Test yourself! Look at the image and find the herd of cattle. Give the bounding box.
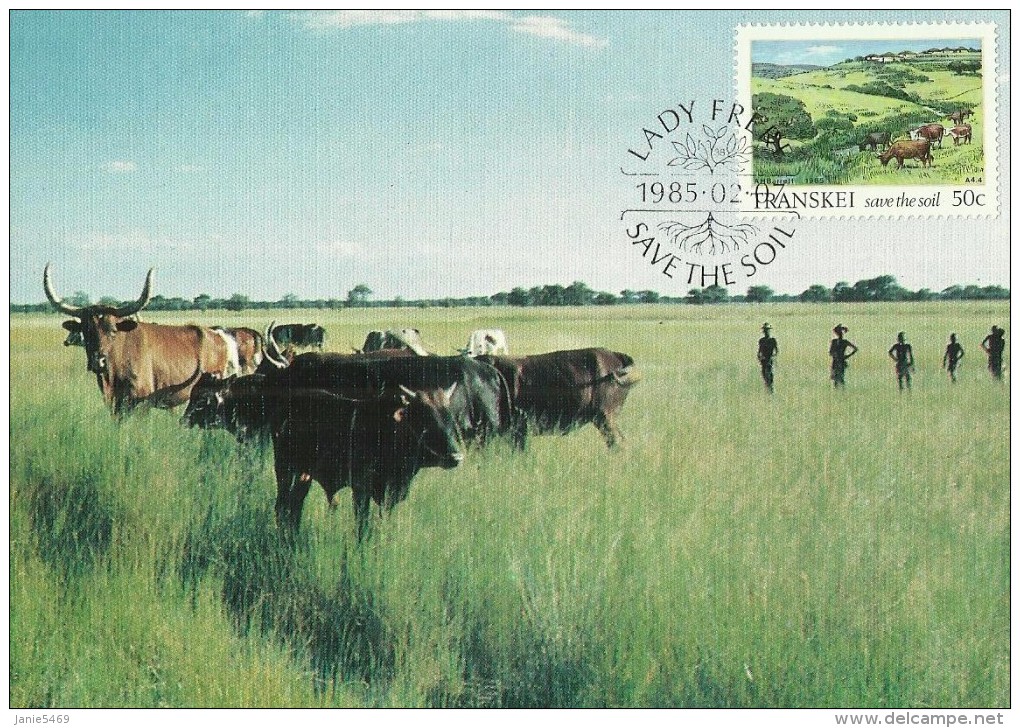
[857,108,974,169]
[43,266,641,536]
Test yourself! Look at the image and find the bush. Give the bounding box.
[843,82,914,103]
[752,92,816,140]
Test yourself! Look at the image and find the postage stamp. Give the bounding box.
[9,10,1010,715]
[736,23,998,218]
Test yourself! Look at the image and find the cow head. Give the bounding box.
[181,373,237,431]
[395,384,464,469]
[44,264,153,375]
[62,320,85,347]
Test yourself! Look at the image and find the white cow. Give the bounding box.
[209,327,242,377]
[464,329,509,357]
[360,328,430,356]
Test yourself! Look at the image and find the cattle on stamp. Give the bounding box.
[478,348,640,450]
[947,124,972,146]
[463,329,509,357]
[857,131,890,152]
[182,373,463,536]
[45,264,233,415]
[909,123,945,148]
[879,139,933,169]
[947,109,972,126]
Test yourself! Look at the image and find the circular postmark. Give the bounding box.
[620,98,798,291]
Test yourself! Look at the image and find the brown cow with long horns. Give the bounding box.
[44,264,233,415]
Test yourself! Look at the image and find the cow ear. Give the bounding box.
[392,405,406,423]
[62,320,80,332]
[115,319,138,332]
[443,383,457,401]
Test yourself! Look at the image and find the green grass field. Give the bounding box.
[10,303,1010,707]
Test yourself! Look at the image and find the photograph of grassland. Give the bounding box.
[10,303,1008,708]
[751,42,985,185]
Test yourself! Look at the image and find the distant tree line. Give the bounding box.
[947,60,981,76]
[9,275,1008,314]
[691,276,1008,305]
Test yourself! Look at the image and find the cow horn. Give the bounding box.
[263,321,289,368]
[43,263,84,316]
[111,268,154,317]
[392,329,429,356]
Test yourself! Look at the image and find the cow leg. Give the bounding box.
[352,486,373,541]
[510,410,528,449]
[112,393,139,419]
[593,413,623,450]
[384,473,415,511]
[289,474,312,528]
[274,463,311,532]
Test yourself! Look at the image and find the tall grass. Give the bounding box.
[9,303,1009,707]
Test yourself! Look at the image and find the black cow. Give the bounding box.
[182,374,464,535]
[269,322,326,350]
[858,131,891,151]
[479,348,640,449]
[264,352,512,446]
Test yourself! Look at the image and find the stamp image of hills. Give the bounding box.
[750,43,984,186]
[752,62,824,79]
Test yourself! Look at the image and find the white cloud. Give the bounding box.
[315,239,369,259]
[291,10,605,48]
[804,45,843,56]
[67,229,203,253]
[101,160,137,173]
[301,10,419,30]
[509,15,606,48]
[421,10,509,23]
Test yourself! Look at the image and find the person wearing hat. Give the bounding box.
[757,322,778,393]
[981,326,1006,380]
[829,324,858,388]
[942,333,965,383]
[888,331,914,391]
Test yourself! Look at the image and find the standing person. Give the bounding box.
[829,324,858,388]
[981,326,1006,380]
[757,323,778,393]
[888,331,914,391]
[943,333,964,383]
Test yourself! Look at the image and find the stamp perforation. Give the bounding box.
[734,21,1000,220]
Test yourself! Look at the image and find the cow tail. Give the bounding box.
[611,353,642,387]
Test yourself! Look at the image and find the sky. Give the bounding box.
[9,10,1011,303]
[753,38,982,68]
